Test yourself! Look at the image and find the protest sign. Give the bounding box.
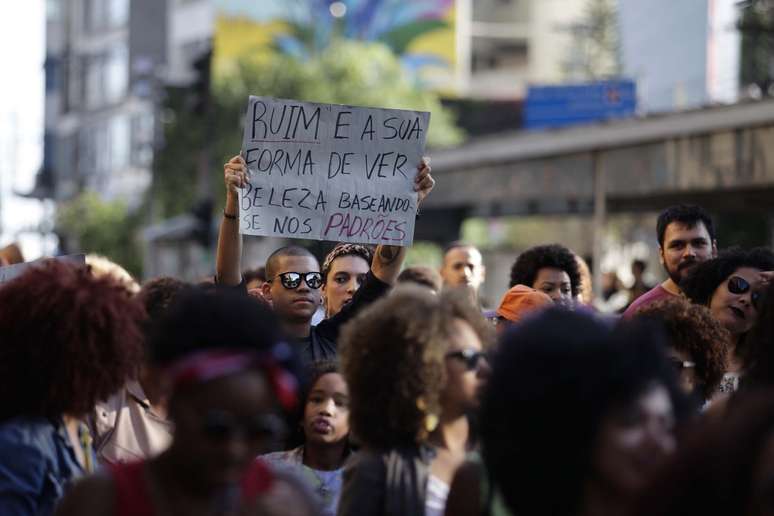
[239,96,430,246]
[0,254,86,284]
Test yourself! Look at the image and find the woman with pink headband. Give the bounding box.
[57,289,317,516]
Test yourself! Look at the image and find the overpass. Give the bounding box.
[416,98,774,291]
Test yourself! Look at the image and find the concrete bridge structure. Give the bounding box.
[417,99,774,291]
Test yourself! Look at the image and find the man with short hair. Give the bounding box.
[623,204,717,318]
[440,242,486,301]
[216,154,434,363]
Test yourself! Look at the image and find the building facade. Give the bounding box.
[37,0,213,207]
[618,0,740,113]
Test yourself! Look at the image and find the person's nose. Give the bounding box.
[683,244,697,259]
[346,277,359,294]
[644,419,676,456]
[320,398,335,416]
[477,356,492,379]
[223,434,251,462]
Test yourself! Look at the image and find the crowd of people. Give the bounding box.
[1,153,774,516]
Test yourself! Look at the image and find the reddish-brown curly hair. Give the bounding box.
[635,297,730,399]
[339,285,492,450]
[0,260,145,421]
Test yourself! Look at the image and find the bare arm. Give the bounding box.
[371,158,434,285]
[215,155,247,286]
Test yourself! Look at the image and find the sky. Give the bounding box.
[0,0,50,260]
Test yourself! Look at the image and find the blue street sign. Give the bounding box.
[524,80,637,130]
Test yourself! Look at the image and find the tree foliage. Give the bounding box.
[56,192,143,277]
[739,0,774,95]
[562,0,622,81]
[150,40,464,222]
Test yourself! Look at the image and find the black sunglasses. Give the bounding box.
[446,349,488,371]
[201,410,286,443]
[670,358,696,371]
[272,271,323,290]
[727,276,761,308]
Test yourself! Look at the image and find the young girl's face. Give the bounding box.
[303,372,350,446]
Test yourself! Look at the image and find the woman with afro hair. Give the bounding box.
[681,247,774,395]
[0,260,145,515]
[635,297,730,406]
[509,244,582,308]
[337,285,491,516]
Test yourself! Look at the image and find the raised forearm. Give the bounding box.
[371,244,405,285]
[215,192,243,285]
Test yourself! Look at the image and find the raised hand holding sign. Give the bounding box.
[239,96,431,247]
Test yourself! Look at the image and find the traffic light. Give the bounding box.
[191,198,214,248]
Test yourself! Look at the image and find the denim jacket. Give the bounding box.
[0,416,86,516]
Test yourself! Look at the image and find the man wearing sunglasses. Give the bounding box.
[216,154,435,364]
[624,204,718,318]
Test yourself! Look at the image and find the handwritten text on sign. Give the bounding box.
[239,96,430,246]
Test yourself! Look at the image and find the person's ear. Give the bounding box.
[261,281,273,302]
[711,240,718,258]
[658,246,665,266]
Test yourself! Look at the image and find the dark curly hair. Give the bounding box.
[0,260,145,422]
[137,277,188,322]
[509,244,581,297]
[681,247,774,307]
[150,287,282,366]
[656,204,715,248]
[634,392,774,516]
[321,243,373,285]
[481,309,687,516]
[635,298,730,400]
[339,286,492,450]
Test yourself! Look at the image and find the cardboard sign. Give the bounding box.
[239,96,430,246]
[0,254,86,284]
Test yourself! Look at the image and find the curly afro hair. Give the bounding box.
[149,287,282,366]
[510,244,582,297]
[321,243,373,285]
[481,309,687,516]
[0,260,145,422]
[681,247,774,307]
[635,298,730,400]
[339,285,492,450]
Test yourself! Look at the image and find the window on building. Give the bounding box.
[47,0,61,21]
[84,0,129,32]
[82,44,128,110]
[472,38,528,73]
[78,114,132,185]
[131,112,154,168]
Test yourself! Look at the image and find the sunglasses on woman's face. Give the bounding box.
[445,349,488,371]
[273,271,323,290]
[201,410,286,443]
[670,358,696,371]
[727,276,761,309]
